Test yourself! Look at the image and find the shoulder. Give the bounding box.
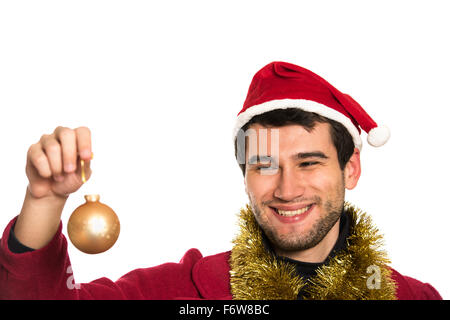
[192,251,232,299]
[112,248,205,299]
[390,267,442,300]
[118,249,232,299]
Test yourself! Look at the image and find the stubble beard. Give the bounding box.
[250,180,345,253]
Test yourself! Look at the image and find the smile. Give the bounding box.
[269,204,315,224]
[275,205,312,217]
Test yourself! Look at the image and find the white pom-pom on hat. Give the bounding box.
[367,125,390,147]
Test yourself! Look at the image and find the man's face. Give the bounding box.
[244,122,357,254]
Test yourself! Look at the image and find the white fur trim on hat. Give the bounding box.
[233,98,363,150]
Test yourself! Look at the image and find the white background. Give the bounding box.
[1,0,449,299]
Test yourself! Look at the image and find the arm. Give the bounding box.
[1,217,202,299]
[0,126,202,300]
[14,127,92,250]
[0,126,92,299]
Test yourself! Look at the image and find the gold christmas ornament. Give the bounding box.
[67,154,120,254]
[68,194,120,254]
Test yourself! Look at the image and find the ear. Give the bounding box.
[344,148,361,190]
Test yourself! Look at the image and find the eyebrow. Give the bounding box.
[294,151,329,160]
[247,151,328,165]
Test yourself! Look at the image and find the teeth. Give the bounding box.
[276,205,312,217]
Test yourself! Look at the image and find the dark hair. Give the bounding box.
[234,108,355,175]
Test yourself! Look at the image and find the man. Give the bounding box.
[0,62,442,299]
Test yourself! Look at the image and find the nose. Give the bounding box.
[273,168,305,202]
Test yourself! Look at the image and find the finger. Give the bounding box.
[40,134,63,180]
[54,126,77,173]
[27,143,52,178]
[75,126,92,160]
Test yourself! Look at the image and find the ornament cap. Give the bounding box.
[84,194,100,202]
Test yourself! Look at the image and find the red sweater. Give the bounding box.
[0,217,442,300]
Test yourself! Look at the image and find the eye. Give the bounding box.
[255,164,278,174]
[256,165,275,171]
[299,161,319,167]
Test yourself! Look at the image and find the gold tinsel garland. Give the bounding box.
[229,202,397,300]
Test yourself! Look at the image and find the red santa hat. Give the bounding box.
[233,61,390,150]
